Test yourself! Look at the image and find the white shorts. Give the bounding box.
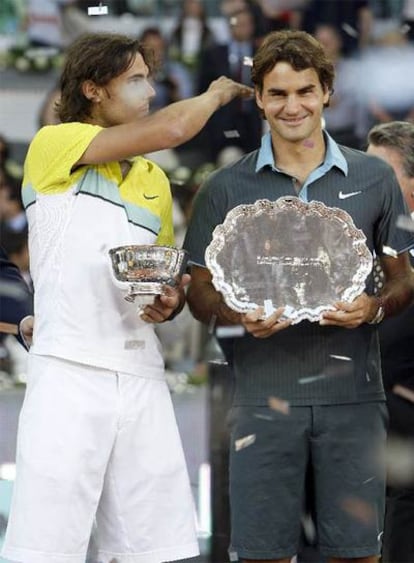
[2,354,199,563]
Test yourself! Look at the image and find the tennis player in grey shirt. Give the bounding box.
[184,30,414,563]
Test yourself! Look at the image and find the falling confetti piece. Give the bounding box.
[263,299,274,317]
[362,476,376,484]
[400,23,411,34]
[223,130,241,138]
[208,313,217,335]
[299,374,327,384]
[396,214,414,232]
[235,434,256,451]
[216,325,245,338]
[392,384,414,403]
[329,354,352,361]
[386,436,414,485]
[341,23,359,38]
[88,4,108,15]
[382,245,398,258]
[341,496,375,525]
[268,396,290,415]
[243,56,253,67]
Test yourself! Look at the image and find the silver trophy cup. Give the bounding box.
[109,244,188,305]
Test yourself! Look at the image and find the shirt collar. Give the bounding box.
[255,130,348,176]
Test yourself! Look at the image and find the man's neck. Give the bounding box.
[272,133,326,182]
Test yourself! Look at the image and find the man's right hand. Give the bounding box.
[242,307,292,338]
[207,76,254,107]
[19,315,34,349]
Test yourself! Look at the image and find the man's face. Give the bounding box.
[255,62,330,144]
[93,53,155,127]
[367,143,414,212]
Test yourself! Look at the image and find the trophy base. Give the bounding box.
[124,282,168,304]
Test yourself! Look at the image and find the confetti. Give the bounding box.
[341,23,359,38]
[392,384,414,403]
[216,325,245,338]
[341,496,375,525]
[243,56,253,67]
[329,354,352,361]
[263,299,274,317]
[396,214,414,232]
[235,434,256,451]
[386,436,414,485]
[299,374,326,384]
[400,23,411,35]
[223,130,241,138]
[268,396,290,415]
[88,4,108,15]
[254,413,274,421]
[362,476,376,484]
[207,313,217,335]
[208,358,228,365]
[382,245,398,258]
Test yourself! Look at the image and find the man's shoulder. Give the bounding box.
[210,150,259,181]
[339,144,392,172]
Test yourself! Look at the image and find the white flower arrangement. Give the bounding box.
[4,45,64,73]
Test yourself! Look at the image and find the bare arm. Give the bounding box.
[78,77,253,165]
[321,253,414,328]
[187,266,291,338]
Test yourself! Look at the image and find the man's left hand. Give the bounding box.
[319,292,378,328]
[140,273,191,323]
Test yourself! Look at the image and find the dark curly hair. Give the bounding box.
[57,33,155,123]
[252,30,335,99]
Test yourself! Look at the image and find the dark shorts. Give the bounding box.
[228,402,388,560]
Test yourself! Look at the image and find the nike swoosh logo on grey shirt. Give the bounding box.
[338,190,362,199]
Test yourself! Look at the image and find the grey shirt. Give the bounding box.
[184,135,414,406]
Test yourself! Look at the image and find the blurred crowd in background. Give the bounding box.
[1,0,414,382]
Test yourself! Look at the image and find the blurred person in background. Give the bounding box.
[0,246,33,350]
[300,0,373,55]
[367,120,414,563]
[139,26,194,111]
[25,0,87,48]
[0,31,252,563]
[197,6,263,160]
[168,0,216,78]
[0,225,31,288]
[0,134,23,181]
[0,169,27,233]
[314,23,361,148]
[355,28,414,141]
[402,0,414,41]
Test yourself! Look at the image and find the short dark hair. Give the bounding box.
[57,33,154,123]
[252,30,335,96]
[368,121,414,179]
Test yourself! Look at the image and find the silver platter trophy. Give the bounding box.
[109,244,188,305]
[205,197,373,324]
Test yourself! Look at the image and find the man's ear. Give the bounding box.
[82,80,102,103]
[255,87,263,110]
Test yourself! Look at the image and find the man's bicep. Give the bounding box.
[379,252,413,282]
[190,265,214,285]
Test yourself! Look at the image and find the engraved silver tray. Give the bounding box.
[205,197,373,323]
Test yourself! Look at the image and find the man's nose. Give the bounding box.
[284,95,301,113]
[146,81,156,99]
